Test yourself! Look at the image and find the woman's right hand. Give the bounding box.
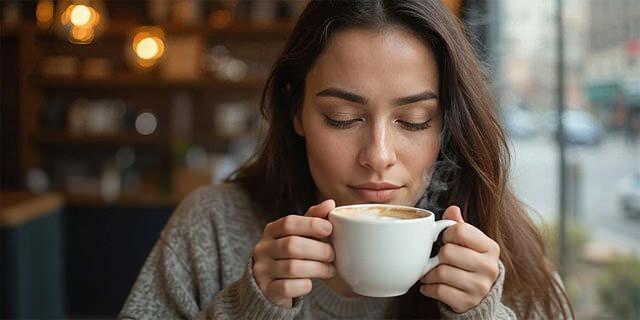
[252,199,337,308]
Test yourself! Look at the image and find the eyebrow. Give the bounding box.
[315,87,438,106]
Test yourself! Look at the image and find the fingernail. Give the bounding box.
[419,285,427,295]
[321,221,332,233]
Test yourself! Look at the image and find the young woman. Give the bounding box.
[120,1,573,319]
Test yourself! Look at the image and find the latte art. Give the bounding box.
[333,206,427,220]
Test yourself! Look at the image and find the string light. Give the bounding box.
[36,0,54,29]
[136,37,160,60]
[69,25,95,43]
[70,5,91,26]
[54,0,107,44]
[128,27,166,69]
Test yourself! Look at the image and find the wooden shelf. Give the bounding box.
[33,132,166,146]
[16,14,287,209]
[37,75,267,91]
[0,192,64,227]
[35,21,294,39]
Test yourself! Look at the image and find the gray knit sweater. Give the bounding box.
[119,183,517,319]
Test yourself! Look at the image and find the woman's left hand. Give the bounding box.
[419,205,501,314]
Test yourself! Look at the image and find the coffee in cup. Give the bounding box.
[328,204,456,297]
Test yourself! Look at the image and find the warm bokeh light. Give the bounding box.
[36,0,54,28]
[70,4,91,26]
[88,8,100,27]
[56,1,107,44]
[69,25,95,43]
[129,27,166,69]
[136,37,160,60]
[60,6,70,25]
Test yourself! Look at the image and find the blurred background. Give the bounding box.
[0,0,638,319]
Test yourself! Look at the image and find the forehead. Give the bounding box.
[306,26,439,94]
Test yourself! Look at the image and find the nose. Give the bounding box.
[358,121,398,172]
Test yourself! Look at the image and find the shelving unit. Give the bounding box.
[37,74,267,91]
[32,132,166,146]
[15,18,293,207]
[32,20,295,39]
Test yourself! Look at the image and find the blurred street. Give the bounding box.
[510,134,640,255]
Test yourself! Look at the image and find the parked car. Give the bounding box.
[542,110,604,146]
[502,108,539,139]
[617,171,640,220]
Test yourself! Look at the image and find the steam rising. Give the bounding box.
[415,157,459,216]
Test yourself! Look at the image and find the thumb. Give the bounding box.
[305,199,336,219]
[442,205,464,223]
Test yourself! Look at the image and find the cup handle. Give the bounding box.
[422,219,457,274]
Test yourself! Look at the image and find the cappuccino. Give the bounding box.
[331,206,427,220]
[328,204,456,297]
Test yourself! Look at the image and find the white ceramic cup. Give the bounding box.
[328,204,457,297]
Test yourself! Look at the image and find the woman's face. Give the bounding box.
[294,26,442,207]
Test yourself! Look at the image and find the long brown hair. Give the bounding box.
[229,0,573,318]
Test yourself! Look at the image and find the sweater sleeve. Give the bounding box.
[118,232,304,320]
[438,260,517,319]
[197,258,304,320]
[118,186,305,320]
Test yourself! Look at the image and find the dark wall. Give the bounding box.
[64,205,172,318]
[2,204,173,319]
[64,205,173,318]
[1,211,65,319]
[0,34,21,190]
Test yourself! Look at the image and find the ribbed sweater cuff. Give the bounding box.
[199,258,303,320]
[438,260,506,319]
[239,258,304,320]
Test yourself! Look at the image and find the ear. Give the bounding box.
[293,113,305,137]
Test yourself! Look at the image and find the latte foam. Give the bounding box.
[333,206,428,220]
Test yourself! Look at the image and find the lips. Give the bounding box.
[349,182,403,202]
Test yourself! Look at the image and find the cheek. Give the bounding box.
[307,139,343,175]
[399,133,441,185]
[304,122,355,186]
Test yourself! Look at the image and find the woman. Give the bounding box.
[120,1,573,319]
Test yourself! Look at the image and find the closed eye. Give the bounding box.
[397,119,432,131]
[323,115,432,131]
[323,115,362,129]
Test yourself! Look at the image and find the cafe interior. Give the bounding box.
[0,0,479,318]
